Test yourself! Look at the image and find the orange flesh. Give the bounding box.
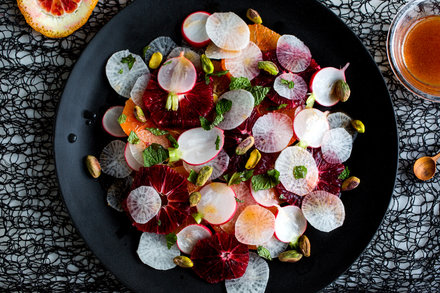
[38,0,81,16]
[248,24,281,52]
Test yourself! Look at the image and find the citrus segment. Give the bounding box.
[252,113,293,153]
[100,140,132,178]
[217,89,255,130]
[137,232,180,270]
[276,34,311,73]
[235,205,275,245]
[197,183,236,225]
[205,12,250,51]
[248,24,281,52]
[176,224,212,254]
[224,42,263,80]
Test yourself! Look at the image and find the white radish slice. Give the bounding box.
[235,205,275,245]
[137,232,180,270]
[301,190,345,232]
[183,149,229,180]
[205,42,241,59]
[130,74,150,106]
[217,89,254,130]
[293,108,329,148]
[176,224,212,254]
[275,146,319,196]
[106,176,133,212]
[259,236,288,259]
[250,186,280,208]
[124,142,143,171]
[274,205,307,243]
[167,47,202,70]
[205,12,250,51]
[102,106,127,137]
[327,112,357,139]
[100,140,132,178]
[143,36,177,64]
[182,11,211,47]
[126,186,161,224]
[225,252,269,293]
[276,34,311,73]
[273,73,308,101]
[157,53,197,94]
[196,183,237,225]
[310,63,349,107]
[321,128,353,164]
[224,42,263,80]
[178,127,224,165]
[128,140,146,166]
[252,113,293,153]
[106,50,149,98]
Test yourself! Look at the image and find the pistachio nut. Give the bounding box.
[258,61,279,76]
[149,52,163,69]
[341,176,360,191]
[173,256,194,268]
[351,119,365,133]
[201,54,214,75]
[278,250,303,263]
[236,136,255,155]
[189,191,202,207]
[298,235,311,257]
[246,8,262,24]
[245,149,261,170]
[332,80,351,102]
[134,105,147,123]
[196,166,213,186]
[86,155,101,179]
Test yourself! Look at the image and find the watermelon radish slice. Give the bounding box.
[259,236,289,259]
[250,186,280,208]
[293,108,329,148]
[276,35,311,73]
[126,186,162,224]
[321,128,353,164]
[183,149,229,180]
[100,140,132,178]
[235,205,275,245]
[310,63,349,107]
[273,73,308,101]
[197,183,237,225]
[158,52,197,95]
[252,113,293,153]
[143,36,177,64]
[181,11,211,47]
[224,42,263,80]
[274,205,307,243]
[124,142,143,171]
[178,127,224,165]
[217,90,255,130]
[205,42,241,59]
[327,112,357,139]
[205,12,250,51]
[107,176,133,212]
[130,74,150,106]
[176,224,212,254]
[167,47,201,70]
[102,106,126,137]
[275,146,319,196]
[225,252,269,293]
[137,232,180,270]
[301,190,345,232]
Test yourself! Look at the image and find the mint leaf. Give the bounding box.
[215,135,220,150]
[187,169,198,184]
[267,104,288,111]
[235,197,244,203]
[118,114,127,124]
[146,127,169,136]
[281,78,295,89]
[251,169,280,191]
[121,54,136,70]
[157,219,161,226]
[128,131,140,144]
[163,60,172,66]
[211,113,224,127]
[227,170,254,186]
[143,143,169,167]
[338,166,350,180]
[257,246,272,261]
[293,165,307,179]
[248,86,270,106]
[118,69,123,74]
[199,116,212,130]
[205,74,211,85]
[166,233,177,249]
[279,194,286,200]
[211,70,229,77]
[216,99,232,115]
[230,77,251,90]
[166,134,179,148]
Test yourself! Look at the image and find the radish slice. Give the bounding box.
[250,186,280,208]
[252,113,293,153]
[128,140,146,166]
[106,50,149,98]
[124,142,143,171]
[126,186,162,224]
[259,236,288,259]
[205,12,250,51]
[102,106,126,137]
[182,11,211,47]
[310,63,349,107]
[130,74,150,106]
[321,128,353,164]
[327,112,357,139]
[100,140,132,178]
[275,146,319,196]
[157,53,197,94]
[205,42,241,59]
[235,205,275,245]
[137,232,180,270]
[107,176,133,212]
[224,41,263,80]
[176,224,212,254]
[274,205,307,243]
[167,47,201,70]
[183,149,229,180]
[178,127,224,165]
[217,90,254,130]
[301,190,345,232]
[273,73,308,101]
[225,252,269,293]
[293,108,329,148]
[196,183,237,225]
[143,36,177,64]
[276,35,311,73]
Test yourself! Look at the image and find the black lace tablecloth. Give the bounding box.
[1,0,439,291]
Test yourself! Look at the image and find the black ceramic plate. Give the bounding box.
[54,0,398,292]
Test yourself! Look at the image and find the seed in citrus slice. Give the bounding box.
[205,43,241,60]
[259,236,288,259]
[275,146,319,196]
[176,224,212,254]
[235,205,275,245]
[224,42,263,80]
[124,142,144,171]
[327,112,357,139]
[137,232,180,270]
[181,11,211,47]
[197,183,237,225]
[301,190,345,232]
[274,205,307,243]
[321,128,353,164]
[167,47,202,70]
[102,106,126,138]
[273,73,308,101]
[310,148,345,196]
[126,186,161,224]
[217,90,255,130]
[130,74,151,106]
[143,36,177,64]
[100,140,132,178]
[225,252,269,293]
[178,127,224,165]
[252,113,293,153]
[107,176,133,212]
[276,34,311,73]
[205,12,250,51]
[310,63,349,107]
[250,185,280,208]
[293,108,329,148]
[249,24,281,52]
[183,149,229,180]
[157,53,197,94]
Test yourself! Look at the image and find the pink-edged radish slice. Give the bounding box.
[205,12,250,51]
[176,224,212,254]
[301,190,345,232]
[205,42,241,60]
[100,140,132,178]
[252,112,293,153]
[181,11,211,47]
[235,205,275,245]
[128,140,146,166]
[137,232,180,270]
[275,146,319,196]
[183,149,229,180]
[259,236,288,259]
[276,34,311,73]
[273,73,308,101]
[327,112,357,139]
[310,63,349,107]
[157,52,197,94]
[250,185,280,208]
[167,47,201,70]
[293,108,329,148]
[102,106,127,137]
[124,142,143,171]
[274,205,307,243]
[225,252,269,293]
[217,89,254,130]
[126,186,162,224]
[321,128,353,164]
[224,41,263,80]
[178,127,224,165]
[130,74,150,106]
[143,36,177,64]
[196,182,237,225]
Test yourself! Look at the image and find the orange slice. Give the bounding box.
[248,24,281,52]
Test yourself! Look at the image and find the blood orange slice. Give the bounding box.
[224,42,263,80]
[176,224,212,254]
[205,12,250,51]
[235,205,275,245]
[310,148,345,196]
[248,24,281,52]
[252,113,293,153]
[276,34,311,73]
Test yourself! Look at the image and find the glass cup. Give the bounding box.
[387,0,440,102]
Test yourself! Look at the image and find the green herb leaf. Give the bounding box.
[211,113,224,127]
[338,166,350,180]
[128,131,140,144]
[205,74,211,85]
[143,143,169,167]
[187,169,198,184]
[230,76,252,90]
[142,45,150,59]
[296,140,308,149]
[166,134,179,148]
[279,194,286,200]
[235,196,244,203]
[227,170,254,186]
[293,165,308,179]
[118,114,127,124]
[306,93,315,108]
[281,78,295,89]
[157,219,161,226]
[211,70,229,77]
[121,54,136,70]
[168,147,182,162]
[216,99,233,115]
[289,236,300,249]
[118,69,123,74]
[166,233,177,249]
[267,103,288,111]
[199,116,213,130]
[257,246,272,261]
[248,86,270,106]
[146,127,169,136]
[251,169,280,191]
[163,60,172,66]
[215,135,220,150]
[192,212,203,224]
